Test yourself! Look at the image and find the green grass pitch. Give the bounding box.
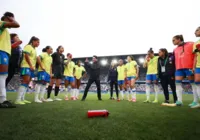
[0,93,200,140]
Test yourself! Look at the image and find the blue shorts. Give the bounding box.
[127,76,136,81]
[0,51,9,65]
[65,76,75,82]
[118,80,124,85]
[146,74,157,81]
[20,68,35,78]
[195,68,200,74]
[37,71,50,83]
[175,69,193,77]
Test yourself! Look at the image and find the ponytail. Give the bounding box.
[42,46,51,52]
[148,48,154,54]
[28,36,39,45]
[173,35,184,42]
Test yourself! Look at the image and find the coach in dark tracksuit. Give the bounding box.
[107,63,119,99]
[6,34,22,87]
[81,55,102,101]
[158,48,177,103]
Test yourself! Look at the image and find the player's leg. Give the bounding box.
[175,70,184,106]
[64,77,70,100]
[160,75,169,104]
[70,77,76,100]
[6,61,15,87]
[114,81,119,100]
[0,52,8,104]
[168,76,177,103]
[76,79,81,99]
[46,78,54,101]
[110,81,114,99]
[191,68,200,108]
[81,79,94,101]
[126,78,131,100]
[144,75,151,103]
[95,79,102,100]
[152,75,159,103]
[118,81,124,100]
[54,78,62,101]
[130,77,137,102]
[0,51,16,108]
[15,73,31,105]
[35,72,42,103]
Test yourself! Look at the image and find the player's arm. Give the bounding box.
[82,67,87,78]
[64,60,70,66]
[50,64,53,78]
[193,54,197,72]
[73,67,76,76]
[143,60,148,68]
[82,71,87,78]
[2,17,20,28]
[24,53,34,70]
[135,65,139,80]
[11,40,22,49]
[37,55,45,70]
[124,68,127,78]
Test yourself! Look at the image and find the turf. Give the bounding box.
[0,93,200,140]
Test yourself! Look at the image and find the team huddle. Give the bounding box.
[0,11,200,109]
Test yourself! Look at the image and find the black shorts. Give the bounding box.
[52,65,63,79]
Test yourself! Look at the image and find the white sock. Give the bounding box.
[190,83,198,102]
[154,84,159,101]
[21,87,28,101]
[40,85,46,100]
[132,88,136,99]
[70,88,73,97]
[76,89,80,98]
[196,84,200,100]
[126,90,129,100]
[72,89,76,97]
[0,75,7,103]
[16,86,27,101]
[75,89,79,98]
[176,83,183,102]
[65,88,68,97]
[120,90,124,99]
[146,84,150,100]
[35,84,41,101]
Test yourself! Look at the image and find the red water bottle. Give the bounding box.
[87,110,109,118]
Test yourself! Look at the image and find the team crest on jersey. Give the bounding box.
[42,75,45,79]
[4,58,7,63]
[26,69,30,72]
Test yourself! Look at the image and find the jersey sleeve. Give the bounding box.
[0,21,5,35]
[133,61,137,66]
[23,45,32,55]
[193,43,197,53]
[82,67,86,72]
[39,53,46,60]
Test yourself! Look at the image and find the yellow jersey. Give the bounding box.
[125,60,138,77]
[117,65,126,80]
[74,65,86,79]
[146,56,159,74]
[0,21,11,55]
[64,60,75,77]
[38,52,52,74]
[193,40,200,68]
[21,45,37,68]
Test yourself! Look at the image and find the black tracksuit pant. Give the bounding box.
[160,75,177,103]
[6,54,20,87]
[110,80,118,98]
[82,79,101,100]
